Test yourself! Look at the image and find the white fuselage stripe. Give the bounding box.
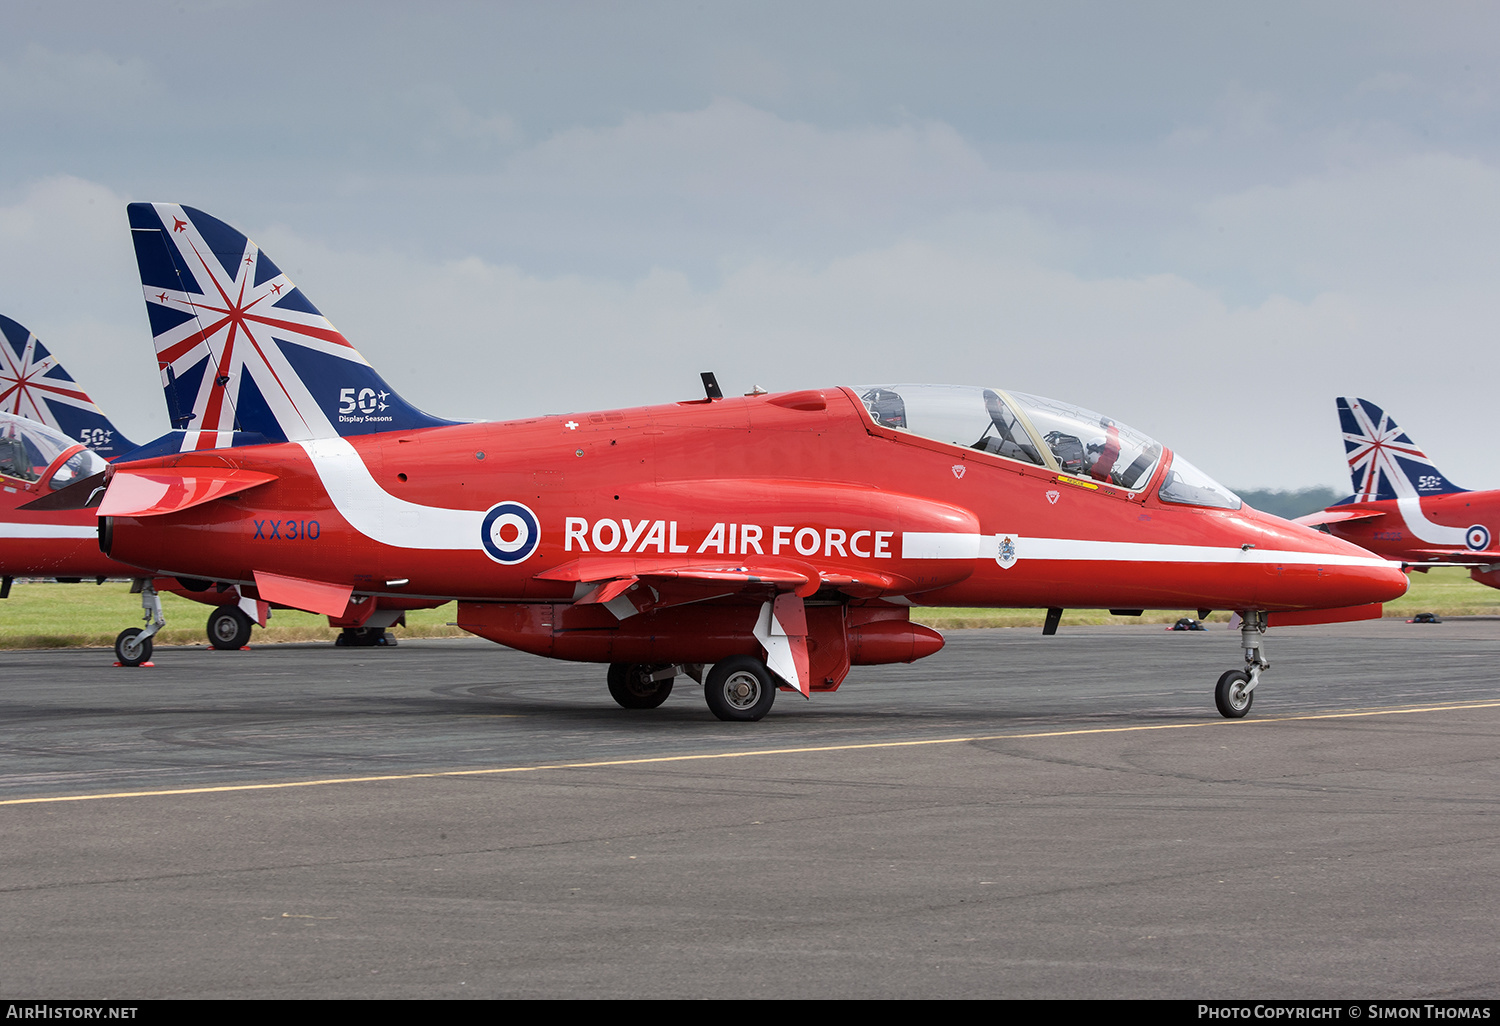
[287,450,1397,568]
[1395,497,1469,546]
[297,438,483,550]
[902,532,1392,568]
[0,523,97,539]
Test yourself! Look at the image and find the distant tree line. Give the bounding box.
[1233,487,1346,519]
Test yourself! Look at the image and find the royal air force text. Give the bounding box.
[564,519,895,558]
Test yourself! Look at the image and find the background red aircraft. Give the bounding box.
[0,314,428,652]
[57,204,1407,721]
[1298,397,1500,589]
[0,313,144,601]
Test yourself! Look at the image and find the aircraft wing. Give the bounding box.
[535,558,907,697]
[1294,508,1386,527]
[537,557,908,611]
[1398,550,1500,567]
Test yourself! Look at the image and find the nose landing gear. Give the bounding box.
[1215,611,1267,718]
[115,578,165,667]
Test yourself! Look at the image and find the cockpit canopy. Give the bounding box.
[856,384,1241,510]
[0,411,108,490]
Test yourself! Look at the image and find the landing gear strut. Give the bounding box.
[115,578,165,667]
[1215,611,1267,719]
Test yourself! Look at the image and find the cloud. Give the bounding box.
[1184,153,1500,296]
[6,128,1500,492]
[252,210,1451,491]
[452,98,998,273]
[0,43,160,122]
[0,177,163,442]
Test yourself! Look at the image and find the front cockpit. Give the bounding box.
[857,384,1241,510]
[0,411,108,492]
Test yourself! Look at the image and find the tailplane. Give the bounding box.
[1337,397,1465,502]
[0,314,137,459]
[127,203,453,448]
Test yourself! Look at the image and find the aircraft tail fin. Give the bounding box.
[0,313,138,459]
[127,203,454,449]
[1337,396,1465,502]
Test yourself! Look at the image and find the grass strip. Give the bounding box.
[0,566,1492,649]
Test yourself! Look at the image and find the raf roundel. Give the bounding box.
[481,501,542,564]
[1466,524,1490,551]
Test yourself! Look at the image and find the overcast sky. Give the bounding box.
[2,1,1497,488]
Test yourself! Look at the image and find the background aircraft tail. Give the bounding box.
[0,313,137,459]
[1337,396,1465,502]
[127,203,452,447]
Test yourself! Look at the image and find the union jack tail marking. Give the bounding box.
[127,203,452,451]
[0,314,137,459]
[1337,397,1464,502]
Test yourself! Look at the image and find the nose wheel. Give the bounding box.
[1215,670,1253,718]
[1215,611,1267,719]
[115,579,165,667]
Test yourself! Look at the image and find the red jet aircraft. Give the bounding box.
[1299,397,1500,589]
[53,204,1408,721]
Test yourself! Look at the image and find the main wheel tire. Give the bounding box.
[607,663,675,709]
[207,606,252,650]
[704,656,776,722]
[115,628,152,667]
[337,627,384,648]
[1215,669,1254,719]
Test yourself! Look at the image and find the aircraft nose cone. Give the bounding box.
[1262,520,1409,609]
[1348,558,1410,605]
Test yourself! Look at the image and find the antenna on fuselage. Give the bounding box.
[700,372,723,400]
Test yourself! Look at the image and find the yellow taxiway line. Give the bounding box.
[3,699,1497,808]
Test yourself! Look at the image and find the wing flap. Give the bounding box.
[538,557,815,592]
[539,558,908,601]
[252,571,354,618]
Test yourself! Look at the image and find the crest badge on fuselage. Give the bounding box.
[996,534,1020,569]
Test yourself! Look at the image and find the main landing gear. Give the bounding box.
[1215,611,1268,719]
[207,605,253,650]
[115,579,165,667]
[334,627,398,647]
[704,656,776,722]
[604,657,779,722]
[606,663,676,709]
